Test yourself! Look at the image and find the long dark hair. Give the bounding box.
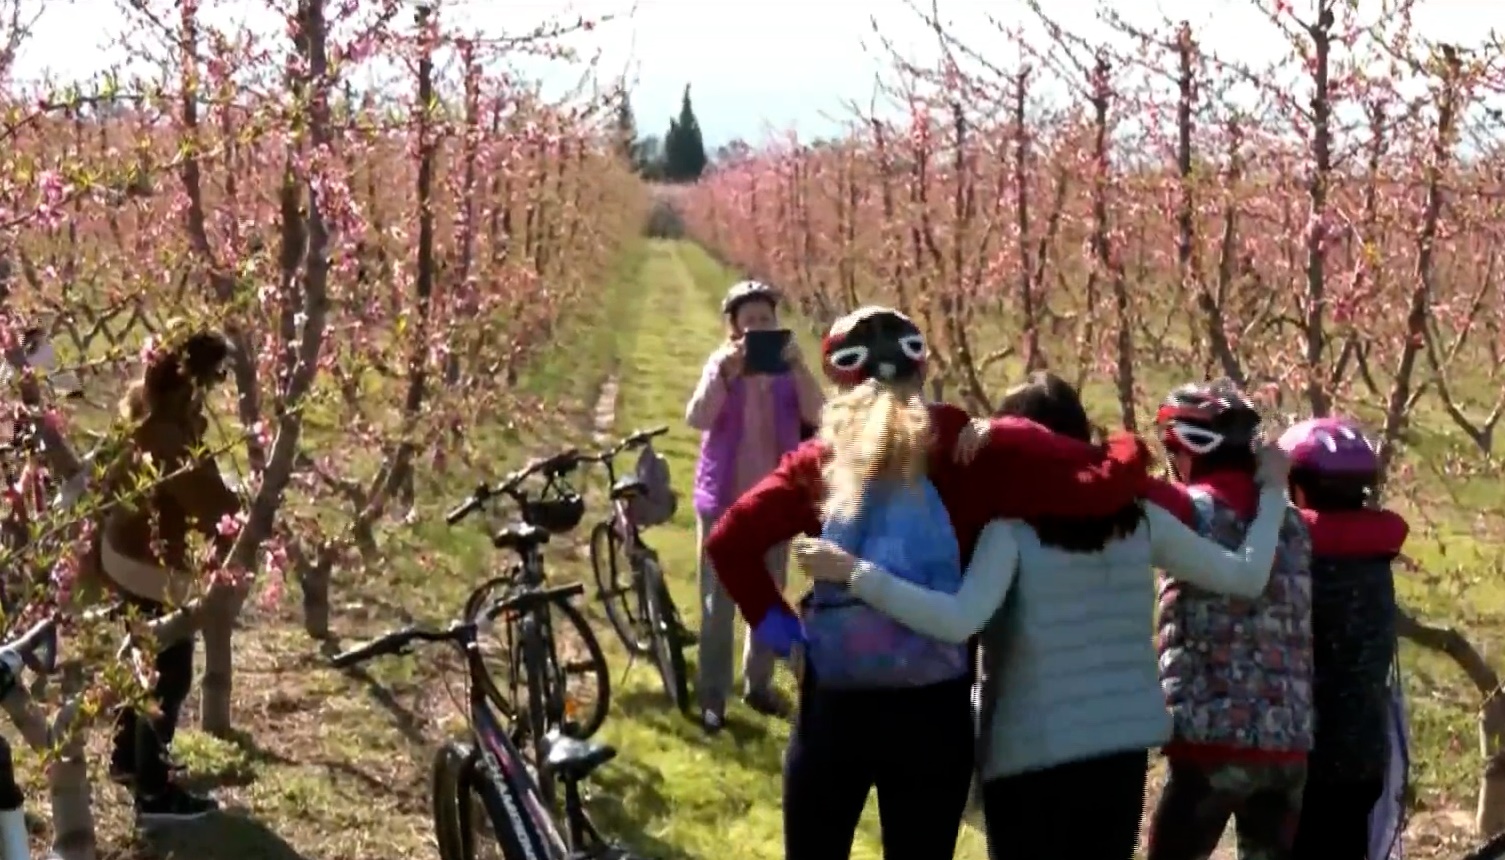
[998,371,1144,552]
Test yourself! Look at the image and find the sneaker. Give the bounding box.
[743,688,792,720]
[135,784,219,822]
[699,708,724,735]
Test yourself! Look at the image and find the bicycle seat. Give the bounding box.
[492,523,550,552]
[546,732,616,781]
[609,476,647,500]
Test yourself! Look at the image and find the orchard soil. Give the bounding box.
[6,240,1486,859]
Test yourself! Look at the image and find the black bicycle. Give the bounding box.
[331,582,643,860]
[583,427,692,714]
[447,452,611,804]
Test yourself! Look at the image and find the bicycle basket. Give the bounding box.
[628,443,677,528]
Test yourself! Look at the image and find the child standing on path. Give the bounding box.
[686,281,823,733]
[1276,418,1408,860]
[1144,380,1315,860]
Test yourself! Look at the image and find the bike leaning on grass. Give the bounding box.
[581,427,693,714]
[331,580,646,860]
[446,452,611,804]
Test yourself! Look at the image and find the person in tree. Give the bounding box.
[703,307,1151,860]
[91,329,241,822]
[794,370,1294,858]
[685,280,822,732]
[1142,380,1315,860]
[1275,418,1407,860]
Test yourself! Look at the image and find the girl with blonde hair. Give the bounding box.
[800,371,1295,858]
[705,306,1151,860]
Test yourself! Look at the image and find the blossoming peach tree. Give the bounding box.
[0,0,641,856]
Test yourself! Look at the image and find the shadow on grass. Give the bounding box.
[320,638,429,748]
[138,811,310,860]
[589,757,698,860]
[613,687,782,783]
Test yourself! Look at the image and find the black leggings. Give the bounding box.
[783,676,974,860]
[981,748,1149,859]
[1291,775,1382,860]
[110,598,196,797]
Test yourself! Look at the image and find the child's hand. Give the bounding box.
[794,536,857,585]
[717,341,745,378]
[954,418,991,464]
[1255,442,1291,488]
[782,338,804,368]
[751,607,806,659]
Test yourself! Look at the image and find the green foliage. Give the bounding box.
[662,85,708,183]
[610,84,710,182]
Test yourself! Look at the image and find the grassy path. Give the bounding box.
[591,240,991,859]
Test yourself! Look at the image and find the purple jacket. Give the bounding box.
[693,374,802,520]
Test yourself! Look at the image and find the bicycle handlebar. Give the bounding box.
[0,615,58,689]
[444,448,583,525]
[329,581,586,669]
[579,426,669,464]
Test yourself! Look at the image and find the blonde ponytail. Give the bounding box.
[819,379,932,522]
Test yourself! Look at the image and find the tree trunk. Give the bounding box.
[198,596,244,736]
[3,666,95,859]
[1397,605,1504,835]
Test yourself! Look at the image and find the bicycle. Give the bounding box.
[0,614,57,860]
[447,452,611,804]
[331,582,645,860]
[582,427,692,715]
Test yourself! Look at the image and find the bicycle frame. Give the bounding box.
[498,549,572,731]
[454,622,574,860]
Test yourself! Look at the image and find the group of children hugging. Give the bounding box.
[687,280,1409,860]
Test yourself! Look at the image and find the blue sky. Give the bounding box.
[12,0,1502,149]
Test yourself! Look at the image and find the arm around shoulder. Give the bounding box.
[1146,487,1289,598]
[847,519,1020,641]
[973,422,1151,519]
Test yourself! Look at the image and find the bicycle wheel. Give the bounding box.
[590,521,650,655]
[521,625,557,806]
[464,576,531,716]
[545,598,611,740]
[431,742,469,860]
[642,558,691,714]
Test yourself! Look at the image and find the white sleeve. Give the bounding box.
[1147,488,1288,597]
[845,519,1020,642]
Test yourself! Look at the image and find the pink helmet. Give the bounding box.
[1277,417,1379,475]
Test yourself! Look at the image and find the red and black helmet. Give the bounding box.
[1156,380,1261,456]
[821,306,927,387]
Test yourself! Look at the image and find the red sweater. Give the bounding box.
[704,403,1152,627]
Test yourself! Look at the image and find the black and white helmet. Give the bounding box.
[721,280,780,317]
[1156,379,1261,457]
